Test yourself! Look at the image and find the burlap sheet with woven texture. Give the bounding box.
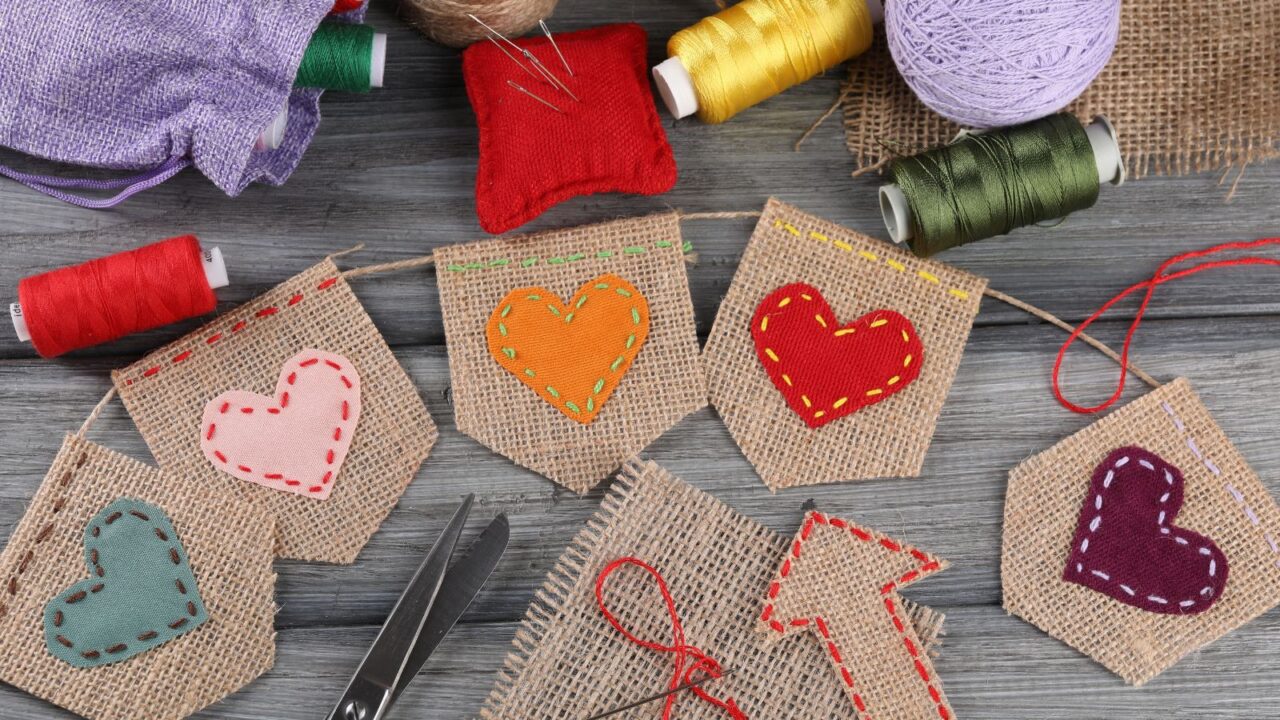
[843,0,1280,178]
[0,436,276,720]
[1003,378,1280,685]
[435,214,706,493]
[705,199,985,490]
[481,458,946,719]
[113,260,437,564]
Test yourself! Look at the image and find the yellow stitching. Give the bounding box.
[765,348,780,362]
[833,397,848,409]
[902,329,910,343]
[780,223,970,300]
[815,314,827,328]
[888,375,900,385]
[866,388,883,397]
[801,395,812,408]
[834,328,855,337]
[782,374,793,386]
[814,410,826,419]
[760,316,769,332]
[904,354,913,367]
[870,318,888,328]
[778,297,792,308]
[800,293,813,301]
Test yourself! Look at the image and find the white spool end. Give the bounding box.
[370,33,387,89]
[254,105,289,152]
[864,0,885,24]
[653,56,698,120]
[202,247,229,290]
[10,303,30,342]
[1085,115,1125,186]
[879,184,913,244]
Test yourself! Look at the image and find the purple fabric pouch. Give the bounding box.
[0,0,354,204]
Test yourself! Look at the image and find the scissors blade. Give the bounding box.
[391,512,510,703]
[327,494,474,720]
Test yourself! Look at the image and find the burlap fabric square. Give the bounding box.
[481,458,946,719]
[1003,378,1280,685]
[435,214,706,493]
[842,0,1280,178]
[113,260,437,564]
[705,199,985,490]
[0,435,276,720]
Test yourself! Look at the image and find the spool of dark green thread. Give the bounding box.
[879,114,1125,257]
[296,23,386,92]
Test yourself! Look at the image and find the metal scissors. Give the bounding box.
[326,494,509,720]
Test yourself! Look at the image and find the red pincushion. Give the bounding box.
[463,23,678,234]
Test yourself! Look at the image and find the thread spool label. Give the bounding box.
[202,247,229,290]
[10,302,30,342]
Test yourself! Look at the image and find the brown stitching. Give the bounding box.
[35,524,53,543]
[74,453,87,468]
[51,498,65,513]
[6,578,16,595]
[51,502,204,663]
[58,472,72,488]
[130,276,341,382]
[18,551,33,574]
[105,512,122,525]
[0,449,88,618]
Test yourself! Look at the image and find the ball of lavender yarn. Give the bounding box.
[885,0,1121,128]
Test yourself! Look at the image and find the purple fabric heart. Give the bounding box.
[1064,446,1229,615]
[0,0,349,200]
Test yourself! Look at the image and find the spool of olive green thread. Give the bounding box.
[296,23,387,92]
[879,114,1126,257]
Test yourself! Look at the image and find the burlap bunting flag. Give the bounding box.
[842,0,1280,178]
[113,260,437,564]
[1004,378,1280,685]
[481,458,948,719]
[705,198,985,489]
[435,214,706,493]
[0,435,276,720]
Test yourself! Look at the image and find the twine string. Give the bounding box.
[670,0,873,123]
[891,114,1100,256]
[1051,238,1280,414]
[594,557,746,720]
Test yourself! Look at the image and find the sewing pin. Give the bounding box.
[539,20,574,76]
[582,668,737,720]
[507,80,564,114]
[469,14,580,102]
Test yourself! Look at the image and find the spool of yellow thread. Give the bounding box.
[653,0,882,123]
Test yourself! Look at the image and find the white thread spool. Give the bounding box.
[652,0,884,120]
[255,106,290,152]
[10,247,229,343]
[879,115,1125,244]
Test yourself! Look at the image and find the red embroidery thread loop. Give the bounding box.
[1053,238,1280,414]
[594,557,747,720]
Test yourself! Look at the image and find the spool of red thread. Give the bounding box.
[330,0,364,13]
[11,235,229,358]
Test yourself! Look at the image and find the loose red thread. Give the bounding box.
[18,235,216,359]
[1054,238,1280,414]
[595,557,747,720]
[127,276,340,382]
[760,512,949,720]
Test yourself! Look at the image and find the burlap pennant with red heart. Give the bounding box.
[1003,378,1280,684]
[705,199,986,489]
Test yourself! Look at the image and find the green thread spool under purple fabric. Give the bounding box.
[297,22,376,92]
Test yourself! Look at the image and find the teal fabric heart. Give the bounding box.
[44,498,208,668]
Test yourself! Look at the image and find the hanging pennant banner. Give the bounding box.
[705,198,986,489]
[0,435,276,720]
[1003,378,1280,685]
[435,214,706,493]
[113,260,437,563]
[480,458,950,719]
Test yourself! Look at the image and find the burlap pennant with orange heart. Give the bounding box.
[435,214,706,493]
[705,199,986,489]
[113,260,438,564]
[0,435,276,720]
[1004,378,1280,685]
[481,458,948,719]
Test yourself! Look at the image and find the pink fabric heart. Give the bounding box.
[200,349,361,500]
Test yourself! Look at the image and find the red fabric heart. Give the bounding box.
[462,23,677,234]
[199,349,361,500]
[751,283,924,428]
[1064,446,1229,615]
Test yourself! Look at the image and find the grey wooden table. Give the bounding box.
[2,2,1279,718]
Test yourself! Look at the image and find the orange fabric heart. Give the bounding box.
[486,274,650,424]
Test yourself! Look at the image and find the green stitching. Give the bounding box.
[576,295,588,309]
[611,355,625,371]
[547,304,561,317]
[564,312,574,323]
[587,397,595,412]
[595,283,609,290]
[502,347,516,359]
[565,401,581,413]
[631,308,640,325]
[526,294,542,301]
[593,378,605,394]
[615,288,632,298]
[626,334,635,349]
[546,386,560,399]
[524,368,536,378]
[501,304,512,318]
[447,239,690,273]
[498,323,508,337]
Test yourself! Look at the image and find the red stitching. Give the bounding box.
[203,352,357,497]
[761,511,948,720]
[125,277,340,383]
